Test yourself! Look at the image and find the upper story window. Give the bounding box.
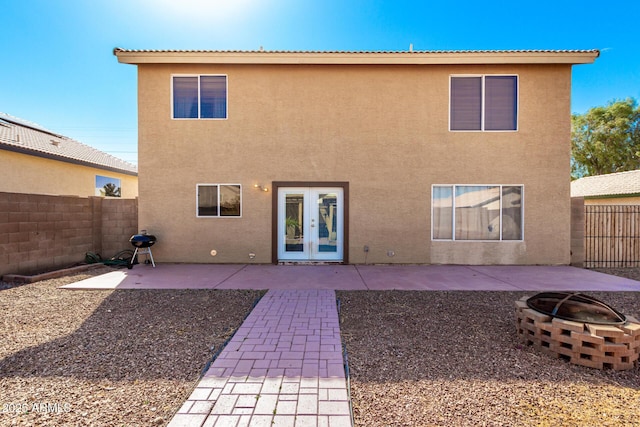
[173,75,227,119]
[450,75,518,131]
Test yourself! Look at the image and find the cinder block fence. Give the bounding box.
[0,192,138,277]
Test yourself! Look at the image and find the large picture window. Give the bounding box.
[432,185,523,241]
[197,184,241,217]
[450,75,518,131]
[173,75,227,119]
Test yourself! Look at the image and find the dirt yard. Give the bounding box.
[0,267,262,426]
[1,267,639,426]
[338,268,640,426]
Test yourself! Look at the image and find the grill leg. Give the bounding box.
[128,247,139,269]
[138,247,156,267]
[129,247,155,268]
[146,247,156,267]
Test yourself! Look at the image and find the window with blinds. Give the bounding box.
[450,75,518,131]
[173,75,227,119]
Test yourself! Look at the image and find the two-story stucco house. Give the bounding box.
[115,48,598,265]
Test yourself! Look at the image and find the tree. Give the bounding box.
[102,183,121,197]
[571,98,640,178]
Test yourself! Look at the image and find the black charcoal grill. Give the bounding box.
[128,232,156,268]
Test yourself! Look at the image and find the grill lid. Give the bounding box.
[130,234,157,248]
[526,292,626,325]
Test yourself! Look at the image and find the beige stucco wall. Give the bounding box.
[136,62,573,265]
[0,150,138,198]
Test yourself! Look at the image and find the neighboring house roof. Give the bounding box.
[0,112,137,176]
[571,170,640,198]
[114,48,599,65]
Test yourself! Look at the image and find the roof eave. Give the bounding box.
[583,193,640,199]
[0,144,138,177]
[113,49,599,66]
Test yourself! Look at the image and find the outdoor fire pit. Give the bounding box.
[516,292,640,370]
[526,292,627,325]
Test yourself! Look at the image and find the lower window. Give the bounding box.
[432,185,523,240]
[197,184,241,217]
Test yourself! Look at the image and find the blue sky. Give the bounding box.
[2,0,639,165]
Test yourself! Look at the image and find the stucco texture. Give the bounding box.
[135,63,572,265]
[0,150,138,199]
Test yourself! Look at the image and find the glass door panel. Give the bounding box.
[278,189,308,260]
[277,187,343,261]
[314,192,338,255]
[285,193,304,253]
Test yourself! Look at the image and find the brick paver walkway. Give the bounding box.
[168,289,352,427]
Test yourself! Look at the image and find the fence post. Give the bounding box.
[570,197,584,267]
[90,196,103,258]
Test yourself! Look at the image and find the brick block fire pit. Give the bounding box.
[515,296,640,370]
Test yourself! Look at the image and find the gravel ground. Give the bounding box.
[1,267,639,427]
[338,268,640,427]
[0,267,262,427]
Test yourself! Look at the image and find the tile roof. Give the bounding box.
[113,48,599,55]
[114,48,599,66]
[571,170,640,198]
[0,112,137,176]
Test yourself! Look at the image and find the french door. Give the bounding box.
[277,187,344,261]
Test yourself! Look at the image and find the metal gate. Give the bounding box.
[584,205,640,268]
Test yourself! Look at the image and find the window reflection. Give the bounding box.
[285,194,304,252]
[317,193,338,253]
[432,185,523,241]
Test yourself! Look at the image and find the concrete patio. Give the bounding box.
[62,263,640,291]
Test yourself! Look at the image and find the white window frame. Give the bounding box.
[196,183,242,218]
[431,184,524,241]
[449,74,519,132]
[171,74,228,120]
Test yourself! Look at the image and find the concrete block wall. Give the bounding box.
[0,192,138,277]
[101,198,139,258]
[570,197,585,267]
